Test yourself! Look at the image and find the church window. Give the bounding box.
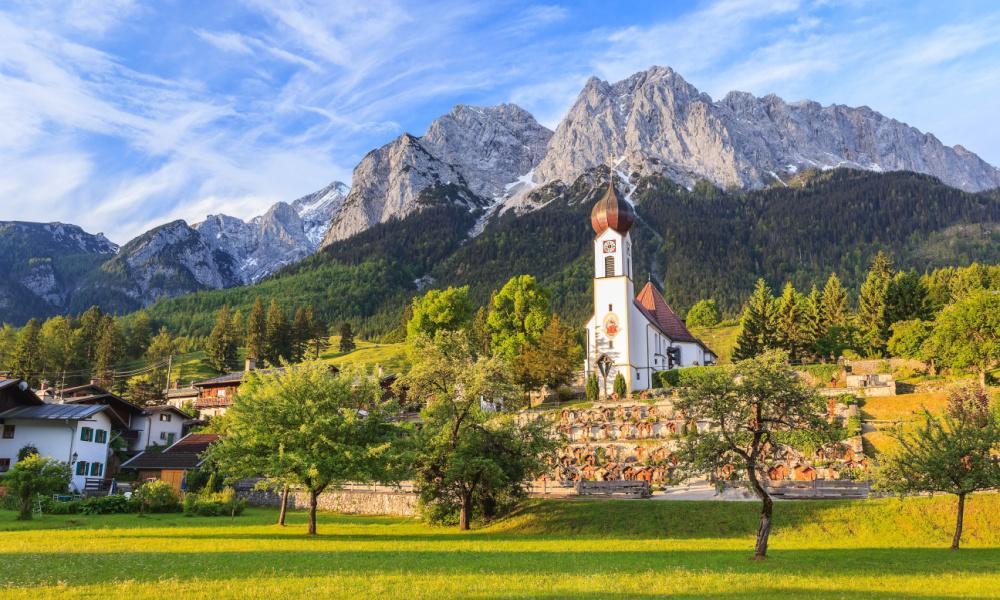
[608,304,613,311]
[608,340,613,349]
[636,372,640,380]
[604,256,614,277]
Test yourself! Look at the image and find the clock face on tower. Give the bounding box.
[602,240,616,253]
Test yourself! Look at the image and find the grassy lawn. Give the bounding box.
[689,324,739,364]
[319,336,409,374]
[3,496,1000,599]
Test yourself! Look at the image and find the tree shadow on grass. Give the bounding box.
[3,548,1000,588]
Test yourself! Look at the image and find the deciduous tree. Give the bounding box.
[686,299,721,328]
[1,455,71,520]
[405,286,474,344]
[674,351,829,559]
[926,290,1000,385]
[486,275,551,359]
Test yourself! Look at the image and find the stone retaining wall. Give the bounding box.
[240,488,418,517]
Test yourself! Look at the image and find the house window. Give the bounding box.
[216,389,226,397]
[75,461,89,476]
[80,427,94,442]
[95,430,107,444]
[604,256,615,277]
[0,458,10,472]
[636,372,641,380]
[160,431,168,440]
[159,413,171,422]
[2,425,14,439]
[90,462,103,477]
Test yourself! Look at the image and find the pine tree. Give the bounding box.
[245,297,267,362]
[10,319,41,385]
[290,307,310,363]
[733,279,777,360]
[857,252,894,356]
[229,309,244,350]
[338,322,356,353]
[127,312,152,359]
[886,270,931,325]
[820,273,849,327]
[93,316,124,384]
[206,305,238,373]
[775,282,806,362]
[76,306,105,364]
[305,306,327,360]
[802,285,826,361]
[264,300,290,365]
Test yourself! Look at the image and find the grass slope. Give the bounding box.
[2,495,999,598]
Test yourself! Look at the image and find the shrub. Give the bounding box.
[585,372,599,401]
[42,498,80,514]
[613,372,627,397]
[79,494,132,515]
[0,455,71,520]
[134,480,182,513]
[183,488,246,517]
[16,445,39,461]
[846,416,863,436]
[657,366,717,388]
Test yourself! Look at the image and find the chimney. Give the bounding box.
[245,357,256,372]
[90,378,99,386]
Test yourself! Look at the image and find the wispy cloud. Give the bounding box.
[0,0,997,244]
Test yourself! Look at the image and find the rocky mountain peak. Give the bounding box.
[321,102,552,246]
[534,65,1000,192]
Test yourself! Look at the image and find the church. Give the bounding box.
[584,173,715,394]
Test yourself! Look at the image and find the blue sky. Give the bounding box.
[1,0,999,243]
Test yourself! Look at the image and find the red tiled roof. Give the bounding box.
[169,433,220,454]
[634,282,701,345]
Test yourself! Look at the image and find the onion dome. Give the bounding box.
[590,170,635,235]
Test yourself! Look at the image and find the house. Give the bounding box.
[191,359,347,417]
[0,379,113,492]
[120,433,220,492]
[583,172,715,393]
[164,384,199,411]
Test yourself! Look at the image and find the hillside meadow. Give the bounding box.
[2,495,999,599]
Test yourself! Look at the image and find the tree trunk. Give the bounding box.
[952,493,966,550]
[307,489,318,536]
[746,467,773,560]
[979,368,987,388]
[18,495,32,521]
[277,486,289,526]
[459,490,472,531]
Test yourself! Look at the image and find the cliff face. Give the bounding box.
[533,66,1000,192]
[321,103,552,245]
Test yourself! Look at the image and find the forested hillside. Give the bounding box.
[136,169,998,339]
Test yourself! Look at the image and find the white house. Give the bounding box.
[0,401,113,492]
[139,405,187,448]
[584,173,715,394]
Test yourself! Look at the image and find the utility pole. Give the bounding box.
[165,355,173,389]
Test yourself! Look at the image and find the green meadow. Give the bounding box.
[2,495,999,599]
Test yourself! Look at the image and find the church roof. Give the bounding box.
[590,171,635,236]
[634,282,706,348]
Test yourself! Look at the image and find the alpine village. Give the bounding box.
[1,3,1000,598]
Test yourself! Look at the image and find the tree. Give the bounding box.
[820,272,850,327]
[76,306,105,364]
[126,374,163,406]
[801,286,826,361]
[878,385,1000,549]
[1,455,71,520]
[210,363,402,535]
[857,252,894,356]
[290,307,311,363]
[674,351,829,559]
[585,372,599,401]
[39,316,74,381]
[733,279,777,360]
[205,305,239,373]
[926,290,1000,386]
[305,307,327,360]
[486,275,551,359]
[93,316,125,384]
[405,286,474,344]
[402,331,555,530]
[514,316,583,391]
[263,300,290,365]
[613,372,627,397]
[886,270,931,325]
[686,299,721,328]
[887,320,934,360]
[774,283,807,362]
[338,322,356,353]
[245,297,267,361]
[9,319,41,385]
[127,312,152,358]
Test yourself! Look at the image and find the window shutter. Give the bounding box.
[604,255,615,277]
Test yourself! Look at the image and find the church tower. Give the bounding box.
[588,170,637,392]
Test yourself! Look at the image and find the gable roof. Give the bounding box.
[64,393,142,429]
[0,378,44,407]
[145,404,192,419]
[634,282,714,354]
[120,433,220,471]
[0,403,106,421]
